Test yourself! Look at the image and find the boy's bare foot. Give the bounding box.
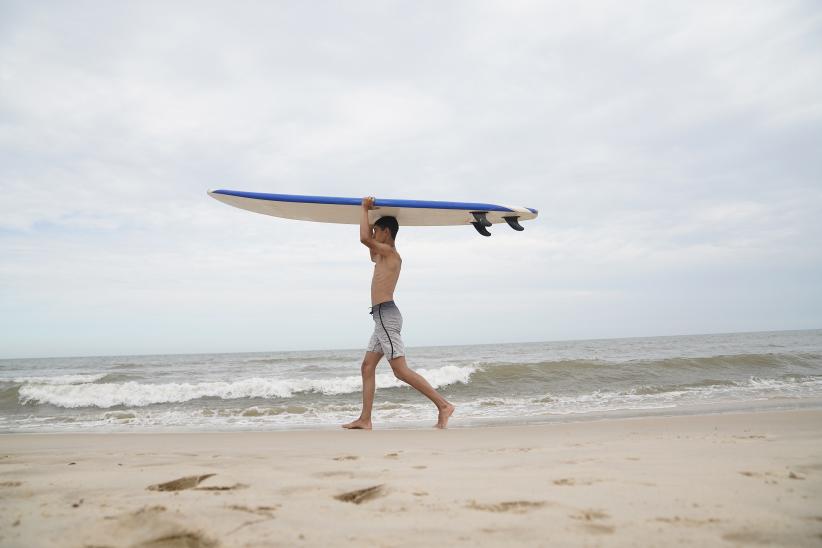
[435,403,455,429]
[342,418,372,430]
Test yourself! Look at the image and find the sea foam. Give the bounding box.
[17,365,476,408]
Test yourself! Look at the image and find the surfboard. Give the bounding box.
[207,189,538,236]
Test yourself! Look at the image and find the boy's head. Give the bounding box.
[374,216,399,242]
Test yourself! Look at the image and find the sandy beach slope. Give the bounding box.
[1,409,821,547]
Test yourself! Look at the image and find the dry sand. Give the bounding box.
[1,409,821,547]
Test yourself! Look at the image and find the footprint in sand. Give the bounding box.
[570,509,610,521]
[136,532,217,547]
[313,470,356,478]
[227,503,280,517]
[653,516,721,526]
[334,484,386,504]
[333,455,359,461]
[560,457,599,465]
[196,483,248,491]
[738,470,798,484]
[384,452,400,459]
[466,500,547,513]
[580,523,615,535]
[147,474,215,491]
[553,478,602,486]
[570,509,614,534]
[93,505,218,548]
[147,474,247,492]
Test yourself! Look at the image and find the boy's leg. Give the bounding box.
[388,355,455,429]
[342,351,382,429]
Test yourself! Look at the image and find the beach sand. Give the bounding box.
[1,409,821,547]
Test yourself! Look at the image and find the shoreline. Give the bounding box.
[4,396,822,436]
[2,408,821,546]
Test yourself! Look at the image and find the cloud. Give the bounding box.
[1,0,820,357]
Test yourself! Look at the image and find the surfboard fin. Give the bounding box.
[471,211,492,227]
[471,222,492,237]
[503,216,525,231]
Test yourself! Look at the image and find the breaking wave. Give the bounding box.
[15,365,476,409]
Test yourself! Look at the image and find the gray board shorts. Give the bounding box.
[366,300,406,359]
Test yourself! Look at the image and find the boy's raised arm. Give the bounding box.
[360,197,374,244]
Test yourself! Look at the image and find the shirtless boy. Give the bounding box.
[342,196,456,430]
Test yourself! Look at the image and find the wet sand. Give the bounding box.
[1,409,821,547]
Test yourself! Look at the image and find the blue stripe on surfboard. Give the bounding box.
[211,189,519,213]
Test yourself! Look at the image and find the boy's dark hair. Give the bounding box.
[375,216,399,240]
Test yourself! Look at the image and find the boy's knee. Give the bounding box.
[361,361,377,374]
[391,366,408,380]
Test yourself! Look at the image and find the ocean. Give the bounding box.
[2,329,821,433]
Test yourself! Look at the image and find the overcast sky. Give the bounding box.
[1,1,820,359]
